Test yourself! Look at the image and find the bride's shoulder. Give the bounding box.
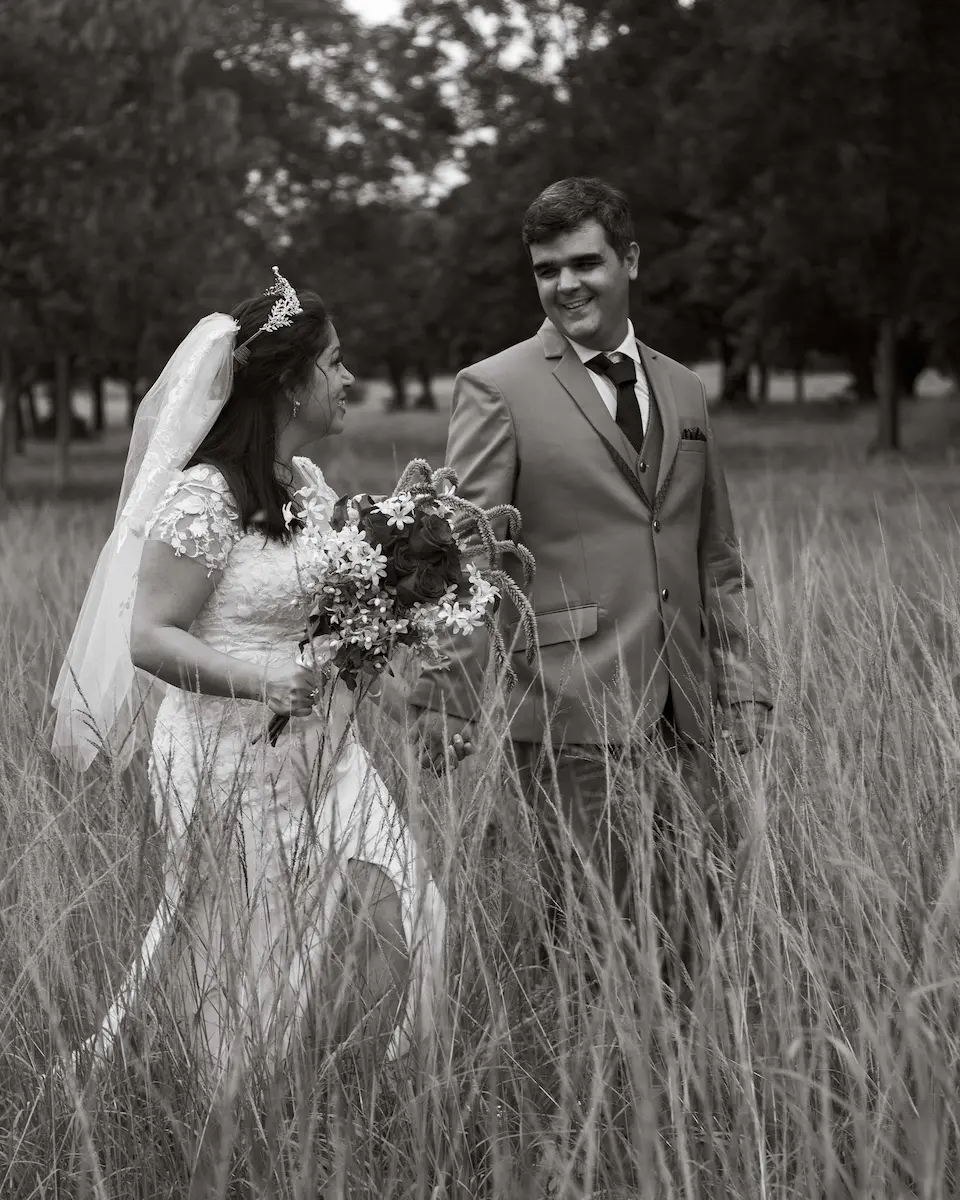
[174,461,233,491]
[160,463,239,513]
[145,463,242,572]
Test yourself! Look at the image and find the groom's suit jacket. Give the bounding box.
[409,318,771,747]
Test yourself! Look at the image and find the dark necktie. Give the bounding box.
[587,352,645,454]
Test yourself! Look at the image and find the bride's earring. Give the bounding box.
[292,397,302,418]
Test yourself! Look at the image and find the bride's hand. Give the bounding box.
[261,662,318,717]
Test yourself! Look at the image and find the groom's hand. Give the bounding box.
[720,701,771,755]
[411,707,474,773]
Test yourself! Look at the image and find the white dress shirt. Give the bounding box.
[567,319,650,433]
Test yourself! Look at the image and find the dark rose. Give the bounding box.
[422,513,455,546]
[396,565,448,606]
[440,542,462,577]
[408,513,455,557]
[414,565,449,600]
[361,511,400,555]
[392,542,420,575]
[439,561,463,592]
[382,541,419,589]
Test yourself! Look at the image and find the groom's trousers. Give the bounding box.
[509,699,730,983]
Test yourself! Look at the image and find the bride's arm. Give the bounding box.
[131,540,316,716]
[129,465,314,714]
[130,540,262,700]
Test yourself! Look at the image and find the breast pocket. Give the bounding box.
[508,603,598,655]
[676,439,705,475]
[672,440,707,499]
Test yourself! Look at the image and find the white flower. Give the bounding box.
[291,486,334,529]
[465,562,499,607]
[316,524,389,585]
[322,525,372,573]
[374,494,417,529]
[438,601,486,636]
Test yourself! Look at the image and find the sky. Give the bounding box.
[342,0,403,24]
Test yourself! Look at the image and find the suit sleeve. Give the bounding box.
[697,379,773,711]
[404,366,519,721]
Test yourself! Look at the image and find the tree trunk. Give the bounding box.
[794,362,805,404]
[0,342,15,498]
[13,382,25,452]
[718,339,750,406]
[850,340,877,402]
[413,359,436,410]
[92,372,107,434]
[386,356,407,410]
[754,359,770,404]
[876,316,900,453]
[21,385,38,435]
[54,350,72,493]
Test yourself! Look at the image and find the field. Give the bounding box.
[3,393,960,1198]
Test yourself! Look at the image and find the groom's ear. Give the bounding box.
[623,241,641,280]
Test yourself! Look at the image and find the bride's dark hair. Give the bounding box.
[188,288,331,541]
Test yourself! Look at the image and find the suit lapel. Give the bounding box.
[538,319,687,513]
[552,350,639,462]
[639,343,679,497]
[539,319,642,470]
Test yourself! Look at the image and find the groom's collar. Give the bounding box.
[567,319,641,368]
[537,317,647,361]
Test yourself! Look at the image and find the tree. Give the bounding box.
[669,0,960,436]
[1,0,451,486]
[400,0,960,440]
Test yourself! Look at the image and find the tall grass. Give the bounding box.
[3,459,960,1198]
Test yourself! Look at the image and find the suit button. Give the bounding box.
[638,460,647,473]
[653,519,661,533]
[661,587,669,601]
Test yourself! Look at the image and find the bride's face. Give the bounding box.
[297,325,355,440]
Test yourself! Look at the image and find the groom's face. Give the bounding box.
[529,219,639,350]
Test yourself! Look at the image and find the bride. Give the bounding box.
[52,270,458,1183]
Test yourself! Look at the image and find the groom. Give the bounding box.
[409,176,771,930]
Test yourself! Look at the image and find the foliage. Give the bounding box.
[390,0,960,433]
[2,0,959,465]
[0,0,458,409]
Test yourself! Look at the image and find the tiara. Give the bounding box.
[232,266,304,366]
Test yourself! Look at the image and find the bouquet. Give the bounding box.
[266,459,537,746]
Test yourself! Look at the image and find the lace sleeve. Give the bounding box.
[144,464,241,575]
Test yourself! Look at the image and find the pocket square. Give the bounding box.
[681,426,707,442]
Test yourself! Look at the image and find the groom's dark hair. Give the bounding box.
[522,177,635,260]
[188,287,332,542]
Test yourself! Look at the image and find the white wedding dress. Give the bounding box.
[95,455,444,1080]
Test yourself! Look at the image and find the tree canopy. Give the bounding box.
[2,0,959,489]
